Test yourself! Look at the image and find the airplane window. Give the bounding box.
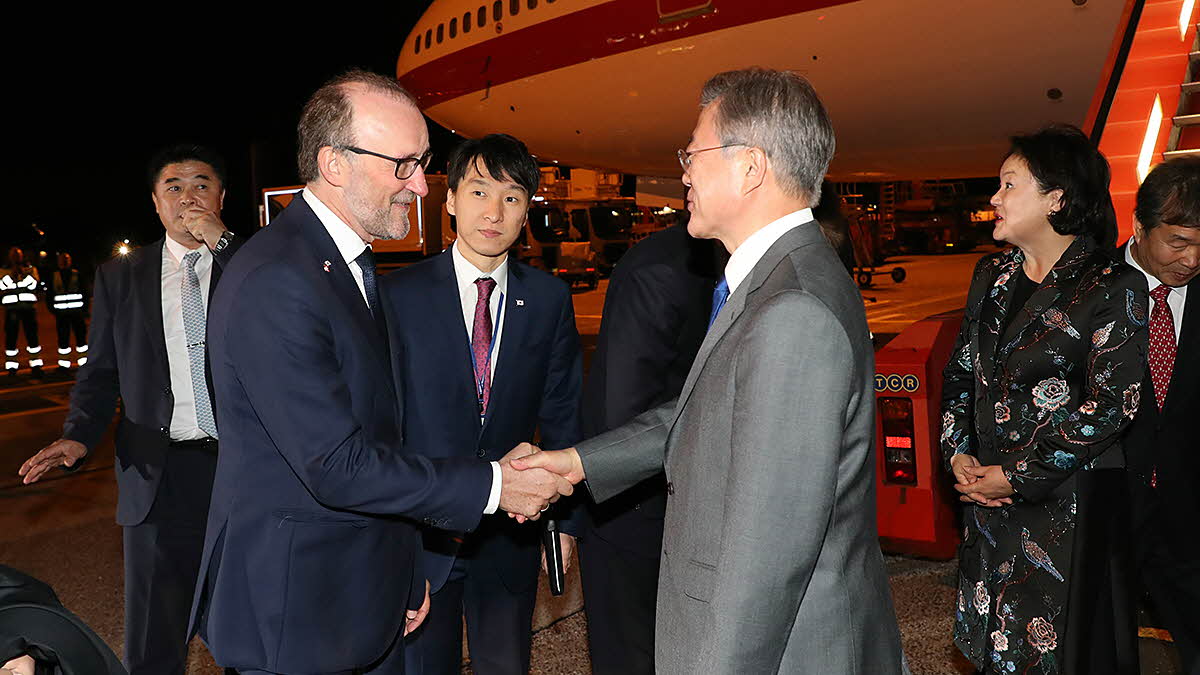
[493,1,502,22]
[510,0,519,16]
[528,0,537,9]
[437,23,444,43]
[479,6,487,25]
[449,17,457,38]
[414,38,421,54]
[425,29,432,49]
[464,11,472,32]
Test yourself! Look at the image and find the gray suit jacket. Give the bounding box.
[577,221,904,674]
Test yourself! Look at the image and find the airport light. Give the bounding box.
[116,239,131,256]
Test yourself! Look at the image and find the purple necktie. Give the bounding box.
[471,278,497,417]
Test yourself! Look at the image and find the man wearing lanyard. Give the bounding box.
[1122,156,1200,673]
[382,133,583,675]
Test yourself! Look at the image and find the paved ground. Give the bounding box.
[0,245,1185,673]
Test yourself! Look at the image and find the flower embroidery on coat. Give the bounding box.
[991,631,1009,652]
[1032,377,1069,412]
[1027,617,1058,653]
[1079,400,1097,415]
[994,402,1010,424]
[974,581,990,615]
[1123,383,1141,417]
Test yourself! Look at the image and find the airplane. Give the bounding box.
[395,0,1133,188]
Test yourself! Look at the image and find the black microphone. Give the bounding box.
[543,519,566,596]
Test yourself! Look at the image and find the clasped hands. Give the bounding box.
[497,443,586,522]
[950,454,1015,507]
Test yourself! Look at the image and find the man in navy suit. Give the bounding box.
[189,71,572,675]
[1123,156,1200,673]
[382,134,582,675]
[18,144,241,675]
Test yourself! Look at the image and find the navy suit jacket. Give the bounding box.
[382,249,583,594]
[190,198,493,674]
[62,236,239,526]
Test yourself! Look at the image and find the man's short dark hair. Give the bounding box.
[147,144,227,192]
[1007,124,1117,248]
[297,69,418,184]
[1135,156,1200,231]
[446,134,540,197]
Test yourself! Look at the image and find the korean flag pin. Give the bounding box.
[515,299,524,306]
[322,260,332,272]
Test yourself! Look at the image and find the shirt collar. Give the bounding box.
[163,234,210,267]
[302,187,371,265]
[451,240,509,297]
[724,208,813,294]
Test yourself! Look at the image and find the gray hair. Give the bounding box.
[700,68,835,204]
[297,69,418,184]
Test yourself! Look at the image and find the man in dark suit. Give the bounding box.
[1123,156,1200,673]
[576,219,720,675]
[189,71,572,675]
[382,133,582,675]
[18,144,242,675]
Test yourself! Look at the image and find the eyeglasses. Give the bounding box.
[677,144,747,171]
[337,146,433,180]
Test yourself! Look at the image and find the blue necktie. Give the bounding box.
[707,277,729,331]
[355,246,387,339]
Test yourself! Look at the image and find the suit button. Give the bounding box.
[476,448,487,458]
[159,426,168,435]
[422,517,435,526]
[666,482,674,496]
[163,387,171,396]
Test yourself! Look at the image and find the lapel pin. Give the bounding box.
[515,299,524,306]
[322,260,332,272]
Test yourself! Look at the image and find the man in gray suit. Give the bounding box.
[511,68,904,674]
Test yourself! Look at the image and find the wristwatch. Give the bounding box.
[213,230,235,253]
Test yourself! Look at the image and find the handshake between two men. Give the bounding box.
[497,443,585,521]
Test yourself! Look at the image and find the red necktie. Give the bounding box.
[1148,284,1177,411]
[471,278,497,417]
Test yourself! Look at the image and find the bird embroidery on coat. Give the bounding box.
[1041,308,1081,339]
[1021,528,1064,582]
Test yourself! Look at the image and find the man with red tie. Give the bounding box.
[381,133,583,674]
[1123,156,1200,673]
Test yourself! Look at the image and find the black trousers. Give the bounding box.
[55,312,87,353]
[578,529,662,675]
[404,556,537,675]
[1133,496,1200,675]
[4,307,39,365]
[122,444,217,675]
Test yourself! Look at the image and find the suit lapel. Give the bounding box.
[430,250,480,419]
[1162,276,1200,413]
[291,199,390,367]
[485,259,528,431]
[671,223,821,429]
[994,237,1093,369]
[975,249,1021,378]
[134,239,171,378]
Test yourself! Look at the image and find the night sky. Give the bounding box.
[10,5,444,267]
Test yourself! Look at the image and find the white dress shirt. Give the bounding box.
[451,240,509,381]
[1126,241,1188,339]
[162,236,214,441]
[723,208,814,295]
[302,189,505,514]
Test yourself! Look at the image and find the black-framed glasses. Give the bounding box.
[337,146,433,180]
[677,144,747,171]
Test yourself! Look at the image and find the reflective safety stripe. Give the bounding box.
[4,349,17,357]
[16,275,37,290]
[53,293,83,301]
[27,346,42,354]
[76,345,88,353]
[76,357,87,366]
[28,358,43,367]
[0,276,16,290]
[53,301,84,309]
[58,360,72,368]
[1,296,16,304]
[17,293,37,303]
[5,361,18,370]
[58,348,71,355]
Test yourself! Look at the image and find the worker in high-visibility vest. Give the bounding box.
[1,246,43,377]
[48,252,88,372]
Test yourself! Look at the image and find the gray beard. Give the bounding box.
[347,188,412,241]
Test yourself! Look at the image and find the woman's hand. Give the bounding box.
[950,453,982,486]
[954,464,1015,507]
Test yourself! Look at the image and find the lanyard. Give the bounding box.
[469,291,504,422]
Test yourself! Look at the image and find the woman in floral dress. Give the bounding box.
[940,125,1148,674]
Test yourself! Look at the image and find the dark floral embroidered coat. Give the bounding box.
[940,237,1148,674]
